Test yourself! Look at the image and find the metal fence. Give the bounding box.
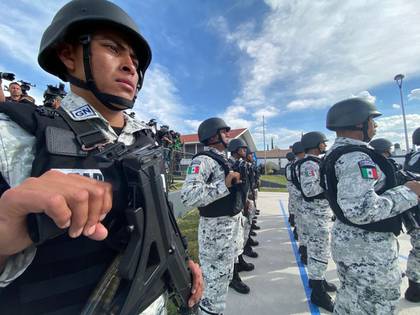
[162,148,195,188]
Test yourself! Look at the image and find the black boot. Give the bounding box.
[229,264,250,294]
[237,254,254,272]
[310,280,334,312]
[251,223,260,230]
[250,230,257,237]
[405,280,420,302]
[247,237,259,247]
[288,214,295,227]
[243,245,258,258]
[293,227,298,241]
[299,245,307,265]
[309,279,337,292]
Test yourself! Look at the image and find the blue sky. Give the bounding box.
[1,0,420,150]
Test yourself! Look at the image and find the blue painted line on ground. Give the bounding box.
[399,255,408,260]
[279,199,321,315]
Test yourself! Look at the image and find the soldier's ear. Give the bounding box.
[56,43,79,73]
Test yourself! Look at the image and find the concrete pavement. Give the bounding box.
[225,192,420,315]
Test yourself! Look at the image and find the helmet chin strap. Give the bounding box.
[66,35,143,111]
[362,120,371,142]
[208,130,228,148]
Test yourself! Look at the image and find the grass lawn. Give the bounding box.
[167,209,200,314]
[259,187,287,192]
[260,175,288,186]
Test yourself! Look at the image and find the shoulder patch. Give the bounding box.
[187,165,200,175]
[69,104,98,120]
[358,160,378,179]
[304,168,316,177]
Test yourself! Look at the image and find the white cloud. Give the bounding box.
[286,98,329,111]
[213,0,420,116]
[392,104,401,109]
[352,91,376,104]
[375,114,420,150]
[134,64,191,132]
[408,88,420,101]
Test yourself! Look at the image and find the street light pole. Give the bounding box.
[394,74,410,152]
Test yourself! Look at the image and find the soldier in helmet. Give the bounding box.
[226,138,253,294]
[289,141,308,263]
[181,117,243,314]
[322,98,420,314]
[296,132,336,312]
[285,151,296,227]
[0,1,203,314]
[402,128,420,302]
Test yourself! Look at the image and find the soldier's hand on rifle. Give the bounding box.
[225,171,241,187]
[405,181,420,198]
[0,170,112,256]
[187,259,204,307]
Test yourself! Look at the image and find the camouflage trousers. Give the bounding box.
[332,223,401,315]
[294,203,308,247]
[287,184,296,215]
[198,213,242,314]
[140,294,167,315]
[302,213,331,280]
[407,228,420,283]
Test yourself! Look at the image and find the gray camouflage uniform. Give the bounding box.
[181,148,242,315]
[0,92,166,315]
[299,155,332,280]
[285,161,297,216]
[327,137,418,315]
[404,152,420,284]
[293,159,308,247]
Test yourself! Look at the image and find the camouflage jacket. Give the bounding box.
[181,147,229,208]
[327,137,418,225]
[0,92,152,285]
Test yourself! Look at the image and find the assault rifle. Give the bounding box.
[27,144,195,314]
[395,169,420,233]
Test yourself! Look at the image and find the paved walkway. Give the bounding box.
[225,192,420,315]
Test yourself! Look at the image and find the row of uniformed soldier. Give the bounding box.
[181,118,261,315]
[286,98,420,314]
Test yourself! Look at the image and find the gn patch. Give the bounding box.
[358,160,378,179]
[70,104,98,120]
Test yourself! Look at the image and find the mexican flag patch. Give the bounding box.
[187,165,200,174]
[358,160,378,179]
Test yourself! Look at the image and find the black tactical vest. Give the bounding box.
[0,102,155,315]
[194,151,242,218]
[293,156,325,202]
[320,144,402,235]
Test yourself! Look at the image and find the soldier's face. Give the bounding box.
[319,142,327,152]
[238,147,247,158]
[69,29,140,101]
[367,117,377,139]
[9,84,22,97]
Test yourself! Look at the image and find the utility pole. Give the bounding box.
[263,115,267,175]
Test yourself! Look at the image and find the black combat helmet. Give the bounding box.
[38,0,152,111]
[301,131,328,151]
[412,128,420,146]
[228,138,248,153]
[286,152,295,161]
[292,141,304,154]
[198,117,230,144]
[369,138,393,154]
[326,98,381,131]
